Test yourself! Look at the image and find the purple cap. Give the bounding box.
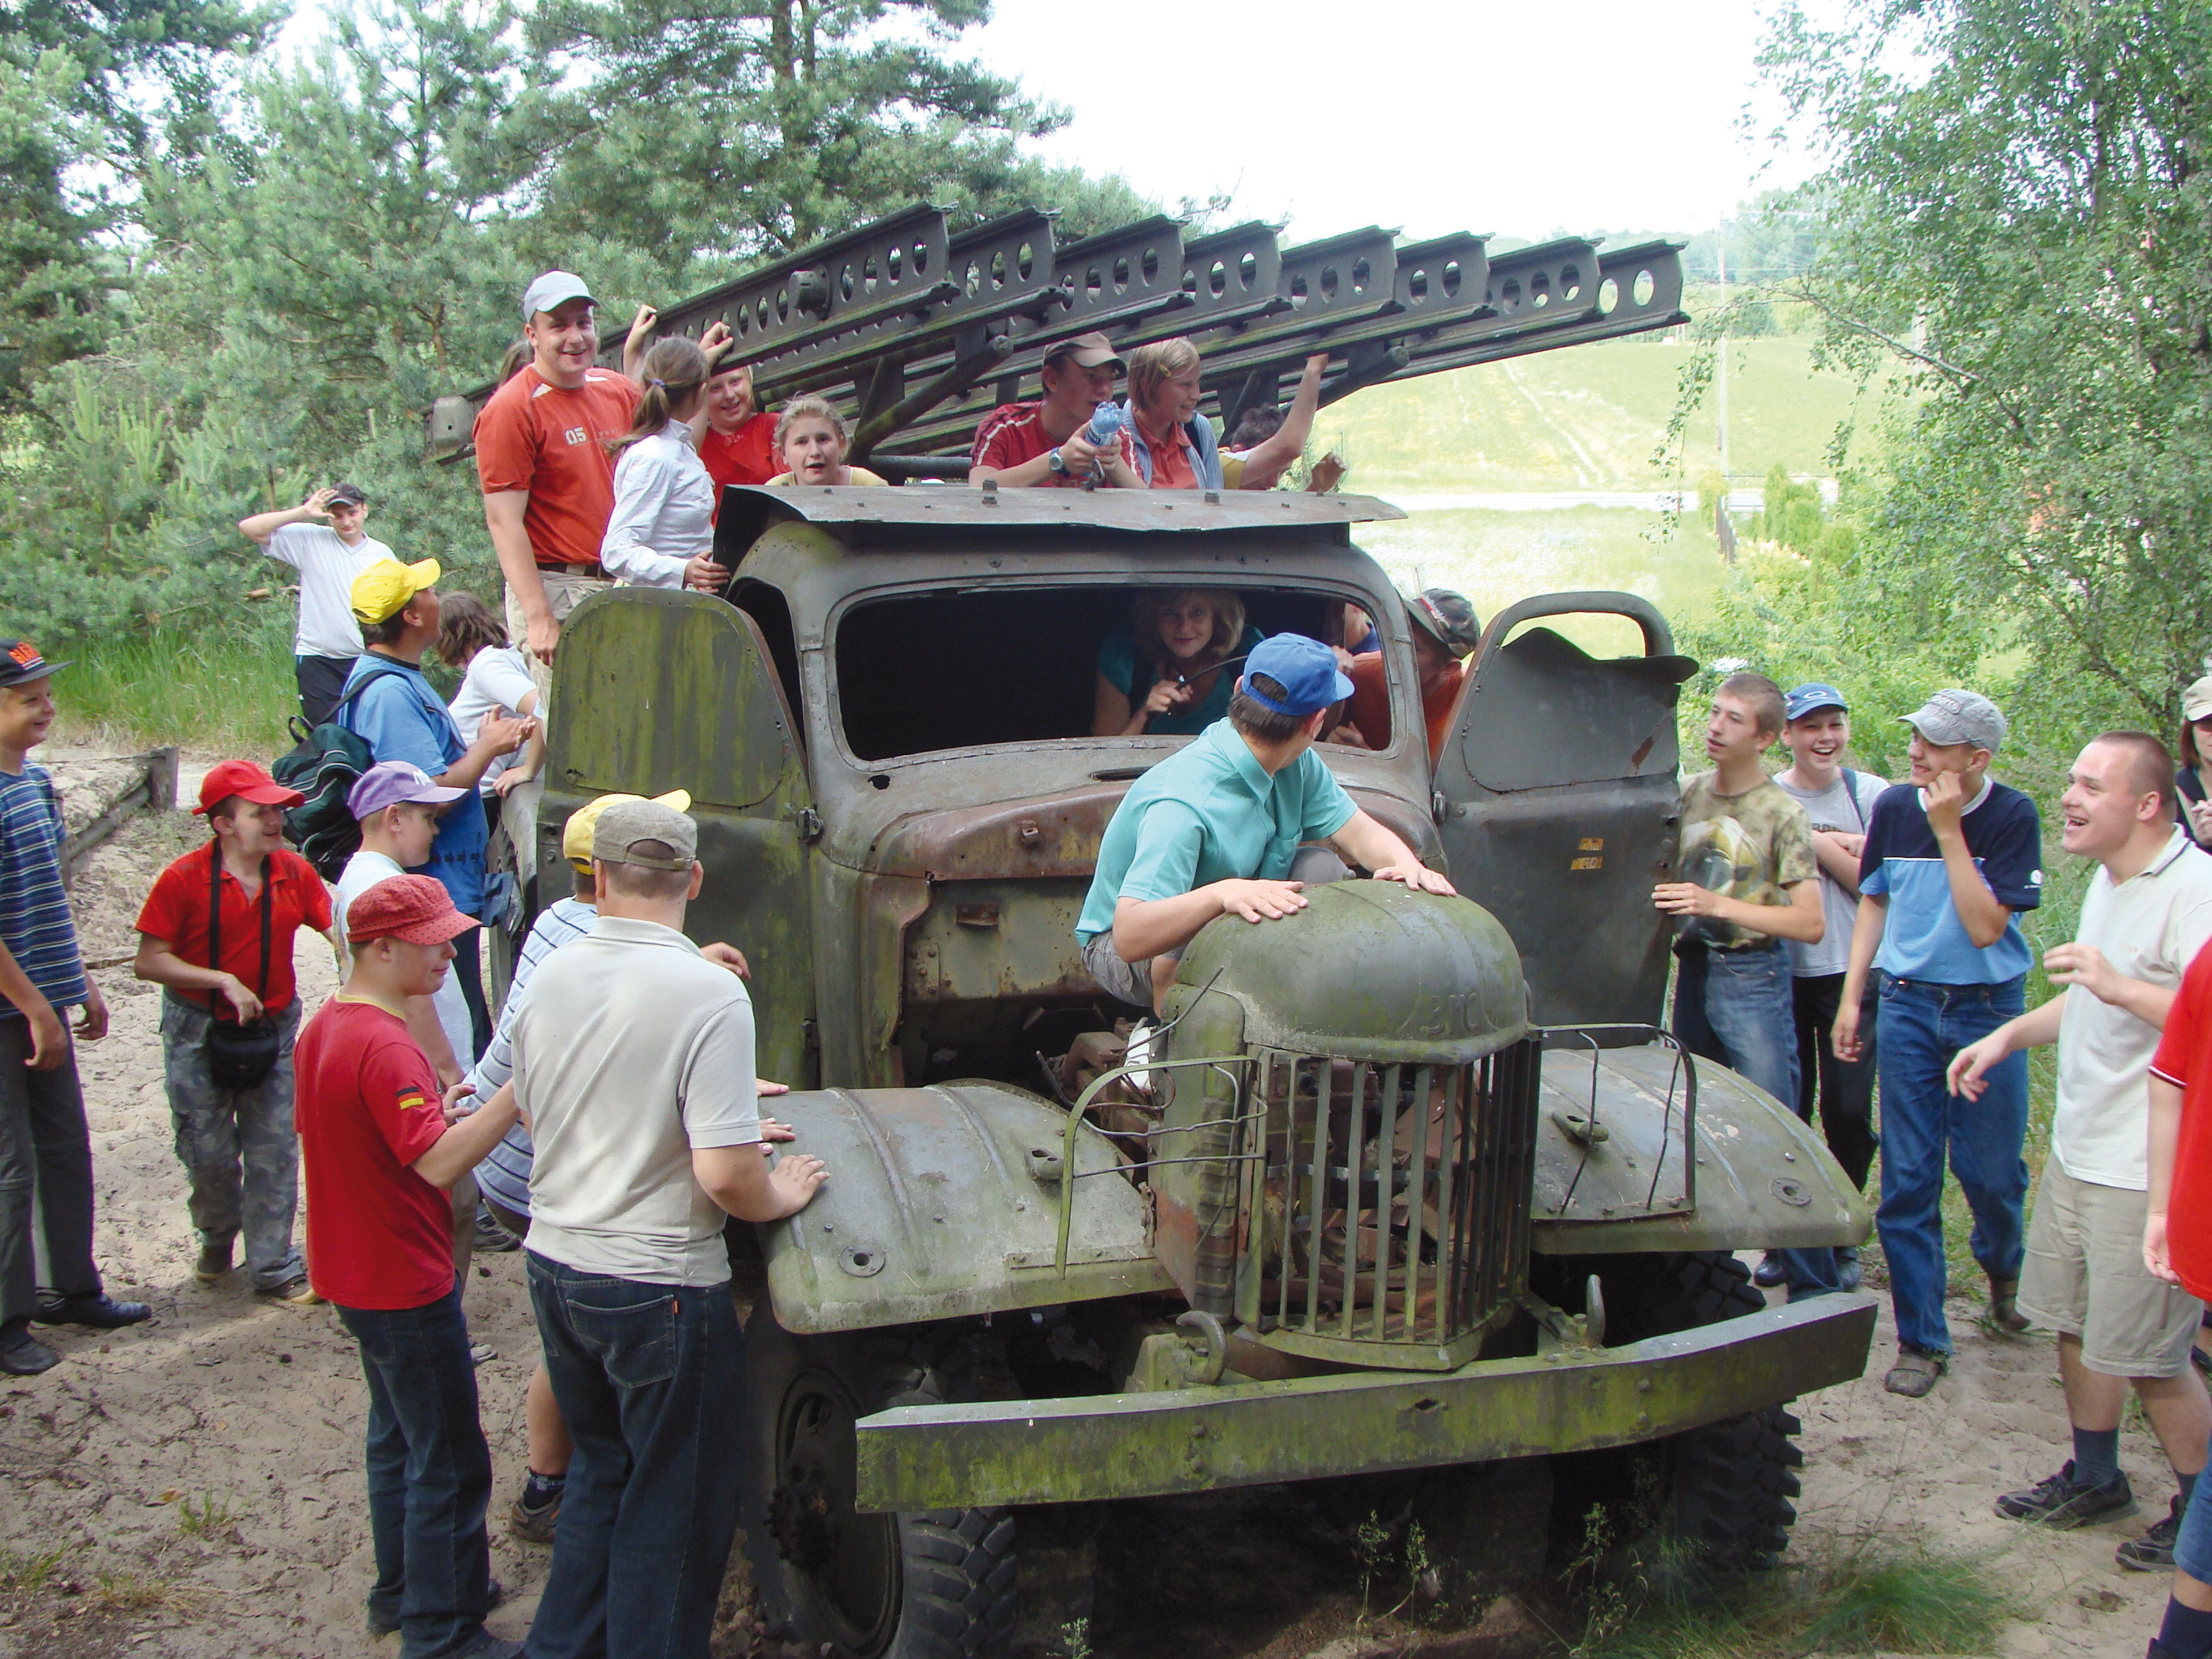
[348,760,466,821]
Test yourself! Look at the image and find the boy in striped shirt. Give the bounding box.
[0,639,146,1376]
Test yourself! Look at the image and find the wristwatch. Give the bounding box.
[1047,448,1068,476]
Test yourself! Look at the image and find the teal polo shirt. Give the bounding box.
[1076,720,1359,943]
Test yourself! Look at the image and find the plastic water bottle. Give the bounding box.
[1086,401,1126,447]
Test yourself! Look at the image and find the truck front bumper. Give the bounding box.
[856,1292,1875,1511]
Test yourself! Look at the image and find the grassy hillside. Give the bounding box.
[1320,335,1891,495]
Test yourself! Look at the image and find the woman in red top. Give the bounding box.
[2146,939,2212,1659]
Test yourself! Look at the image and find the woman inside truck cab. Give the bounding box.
[1092,588,1267,737]
[768,396,888,487]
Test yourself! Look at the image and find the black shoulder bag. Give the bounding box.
[205,851,281,1090]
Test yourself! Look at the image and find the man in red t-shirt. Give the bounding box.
[132,760,335,1304]
[475,270,647,689]
[296,874,523,1657]
[1338,588,1481,762]
[968,331,1142,488]
[696,358,779,514]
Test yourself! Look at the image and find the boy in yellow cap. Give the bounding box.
[340,560,534,1059]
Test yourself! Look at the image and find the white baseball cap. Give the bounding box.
[522,270,596,323]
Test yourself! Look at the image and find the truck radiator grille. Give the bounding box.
[1247,1040,1540,1346]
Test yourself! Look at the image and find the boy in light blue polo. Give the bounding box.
[1076,634,1455,1011]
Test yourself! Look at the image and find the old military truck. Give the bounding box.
[506,486,1875,1658]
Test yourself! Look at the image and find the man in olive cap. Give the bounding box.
[1338,588,1482,761]
[968,331,1143,488]
[1835,688,2045,1397]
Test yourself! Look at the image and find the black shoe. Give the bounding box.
[1835,1246,1863,1292]
[2118,1492,2185,1570]
[1753,1250,1786,1288]
[1995,1460,2135,1528]
[33,1292,150,1329]
[369,1578,504,1638]
[0,1322,58,1375]
[472,1203,520,1254]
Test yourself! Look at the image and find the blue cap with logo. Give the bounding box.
[1239,635,1354,718]
[1784,682,1849,722]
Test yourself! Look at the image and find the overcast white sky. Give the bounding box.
[973,0,1810,241]
[273,0,1813,241]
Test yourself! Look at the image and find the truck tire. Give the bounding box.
[1561,1251,1805,1574]
[743,1306,1017,1658]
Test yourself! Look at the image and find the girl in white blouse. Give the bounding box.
[600,336,733,592]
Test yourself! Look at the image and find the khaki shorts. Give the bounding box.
[1081,932,1172,1009]
[504,570,611,715]
[2018,1159,2203,1377]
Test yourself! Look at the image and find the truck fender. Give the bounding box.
[1529,1040,1870,1254]
[761,1082,1175,1333]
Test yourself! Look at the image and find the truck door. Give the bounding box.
[1430,592,1696,1031]
[546,588,819,1086]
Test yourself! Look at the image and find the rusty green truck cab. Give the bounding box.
[521,487,1872,1657]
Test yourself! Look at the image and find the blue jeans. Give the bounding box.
[2178,1430,2212,1583]
[1875,972,2030,1356]
[525,1252,747,1659]
[334,1283,498,1659]
[1673,940,1839,1298]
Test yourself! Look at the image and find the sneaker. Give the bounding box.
[193,1244,233,1286]
[509,1486,561,1544]
[0,1322,58,1376]
[2118,1492,2185,1570]
[371,1578,504,1638]
[1884,1345,1948,1397]
[1995,1460,2135,1528]
[257,1276,322,1307]
[1835,1246,1863,1292]
[470,1340,497,1366]
[32,1293,150,1328]
[472,1203,520,1254]
[1753,1250,1786,1288]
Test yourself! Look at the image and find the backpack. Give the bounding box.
[272,665,412,880]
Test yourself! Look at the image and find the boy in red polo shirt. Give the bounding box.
[134,760,335,1303]
[297,874,522,1658]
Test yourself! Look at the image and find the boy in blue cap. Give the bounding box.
[1076,634,1456,1012]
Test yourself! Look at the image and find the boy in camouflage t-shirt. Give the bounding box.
[1653,672,1830,1294]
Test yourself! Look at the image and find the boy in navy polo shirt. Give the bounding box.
[1076,634,1456,1012]
[1835,689,2045,1397]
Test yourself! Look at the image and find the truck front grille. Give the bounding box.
[1245,1040,1540,1349]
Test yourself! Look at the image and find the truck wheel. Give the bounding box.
[743,1306,1017,1658]
[1562,1252,1804,1575]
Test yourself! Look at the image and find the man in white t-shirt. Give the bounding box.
[1950,733,2212,1567]
[239,484,393,725]
[512,798,824,1654]
[1767,683,1889,1291]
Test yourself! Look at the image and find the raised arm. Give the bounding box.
[241,488,334,548]
[1233,354,1330,490]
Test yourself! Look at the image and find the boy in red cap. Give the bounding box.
[134,760,334,1303]
[297,874,523,1659]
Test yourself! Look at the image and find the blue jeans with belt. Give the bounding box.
[1672,939,1839,1298]
[333,1282,499,1659]
[525,1252,747,1659]
[1874,971,2030,1356]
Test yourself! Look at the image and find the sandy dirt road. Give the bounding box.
[0,785,2188,1658]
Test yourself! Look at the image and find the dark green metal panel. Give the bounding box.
[1433,594,1696,1031]
[544,589,818,1086]
[853,1292,1877,1511]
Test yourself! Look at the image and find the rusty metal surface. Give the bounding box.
[1434,593,1695,1032]
[1530,1039,1872,1253]
[716,484,1407,537]
[761,1081,1174,1332]
[852,1292,1879,1511]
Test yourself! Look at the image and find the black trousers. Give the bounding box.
[451,926,491,1062]
[295,654,356,728]
[1792,971,1879,1191]
[0,1017,102,1329]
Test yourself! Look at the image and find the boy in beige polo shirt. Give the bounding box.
[1950,733,2212,1568]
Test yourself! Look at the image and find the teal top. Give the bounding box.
[1076,719,1359,942]
[1096,623,1266,735]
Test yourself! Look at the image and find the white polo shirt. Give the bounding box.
[511,914,761,1284]
[2055,828,2212,1189]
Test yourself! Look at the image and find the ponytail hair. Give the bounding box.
[614,337,710,454]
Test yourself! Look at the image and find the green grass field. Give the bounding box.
[1322,334,1891,495]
